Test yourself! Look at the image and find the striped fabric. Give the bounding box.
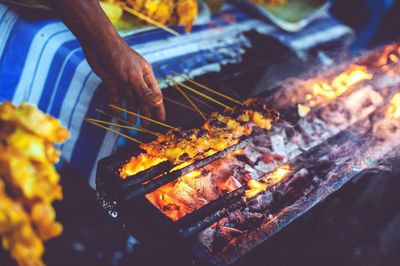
[0,3,353,188]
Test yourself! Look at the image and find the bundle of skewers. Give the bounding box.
[0,103,69,266]
[86,73,279,180]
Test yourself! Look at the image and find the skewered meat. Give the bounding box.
[104,0,198,32]
[120,102,279,178]
[0,102,68,266]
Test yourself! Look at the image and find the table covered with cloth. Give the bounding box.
[0,3,353,188]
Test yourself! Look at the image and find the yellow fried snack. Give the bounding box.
[102,0,198,32]
[0,102,69,266]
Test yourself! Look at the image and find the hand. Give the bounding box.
[49,0,166,127]
[82,37,166,127]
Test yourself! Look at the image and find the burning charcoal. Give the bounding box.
[259,153,285,164]
[228,210,245,227]
[254,145,273,155]
[248,201,263,213]
[244,164,260,179]
[241,211,267,230]
[319,102,351,126]
[242,145,262,165]
[193,173,220,201]
[256,191,274,209]
[285,142,302,159]
[213,226,243,252]
[168,182,208,212]
[198,227,216,252]
[254,161,275,175]
[270,135,286,156]
[284,169,310,188]
[220,176,242,192]
[343,86,383,117]
[373,118,400,140]
[315,155,331,169]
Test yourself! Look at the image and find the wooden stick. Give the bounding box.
[95,109,161,136]
[175,85,207,121]
[167,77,233,111]
[122,5,180,37]
[163,97,209,117]
[85,119,143,144]
[109,104,175,129]
[87,118,161,137]
[187,93,218,111]
[172,71,244,106]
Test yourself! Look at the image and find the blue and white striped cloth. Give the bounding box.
[0,3,353,188]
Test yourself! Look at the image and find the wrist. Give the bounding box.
[50,0,121,49]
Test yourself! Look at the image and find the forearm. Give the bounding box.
[47,0,121,47]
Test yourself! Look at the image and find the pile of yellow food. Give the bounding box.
[100,0,198,32]
[0,102,69,266]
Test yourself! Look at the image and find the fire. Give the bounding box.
[145,170,203,221]
[245,165,291,199]
[119,154,167,179]
[263,165,292,184]
[245,180,268,198]
[386,93,400,118]
[311,65,372,102]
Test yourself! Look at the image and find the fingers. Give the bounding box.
[142,70,166,122]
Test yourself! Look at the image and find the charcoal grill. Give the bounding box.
[96,43,400,265]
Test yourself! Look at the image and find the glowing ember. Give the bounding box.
[297,104,311,117]
[146,170,203,221]
[263,165,292,185]
[386,93,400,118]
[312,65,372,101]
[245,165,292,199]
[120,154,167,179]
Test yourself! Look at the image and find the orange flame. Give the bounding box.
[298,65,373,117]
[312,65,373,101]
[120,154,167,179]
[245,165,291,199]
[245,180,268,198]
[386,93,400,118]
[145,170,203,221]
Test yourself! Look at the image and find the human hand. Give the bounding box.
[50,0,165,127]
[82,37,165,127]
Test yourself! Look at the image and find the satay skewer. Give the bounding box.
[171,71,244,106]
[109,104,175,129]
[163,97,209,117]
[175,85,207,121]
[187,93,218,111]
[87,118,161,137]
[95,109,161,136]
[121,5,180,37]
[167,77,233,111]
[85,119,143,144]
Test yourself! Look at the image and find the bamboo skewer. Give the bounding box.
[187,93,218,111]
[95,109,161,136]
[167,77,233,111]
[109,104,175,129]
[85,119,143,144]
[171,71,244,106]
[164,96,209,117]
[121,5,180,37]
[175,85,207,121]
[87,118,161,137]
